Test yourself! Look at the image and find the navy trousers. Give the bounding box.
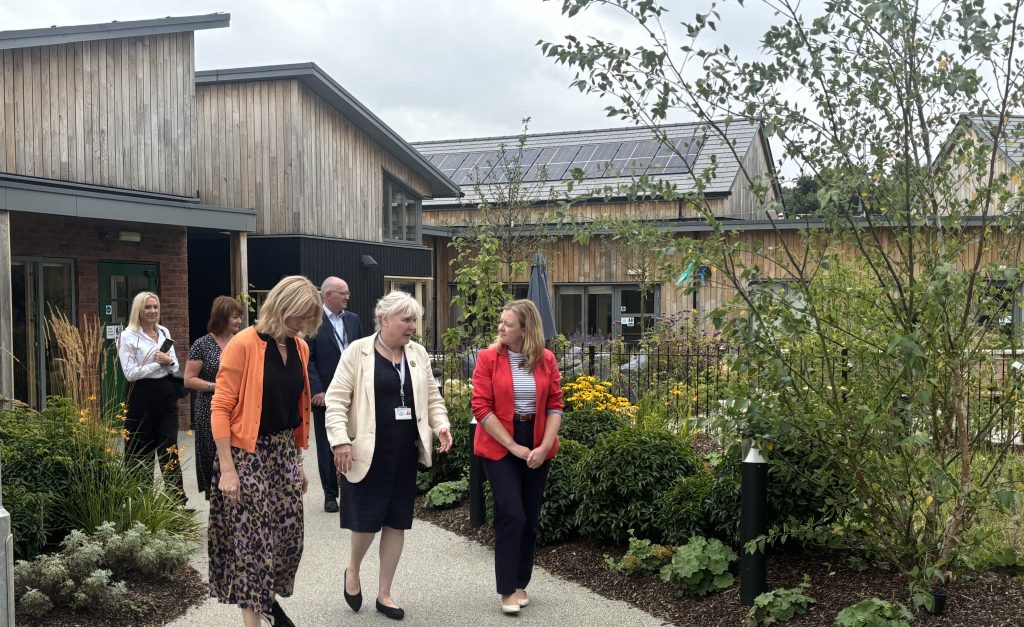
[482,420,551,596]
[312,406,339,498]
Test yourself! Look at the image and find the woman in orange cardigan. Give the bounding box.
[471,299,563,615]
[209,275,321,627]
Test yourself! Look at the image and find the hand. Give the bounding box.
[312,392,326,406]
[436,428,453,453]
[333,444,354,474]
[219,467,240,501]
[511,445,531,461]
[299,465,308,494]
[155,351,173,366]
[527,444,550,469]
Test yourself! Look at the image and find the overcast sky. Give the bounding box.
[0,0,789,144]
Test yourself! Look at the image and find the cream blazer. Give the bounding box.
[324,335,450,483]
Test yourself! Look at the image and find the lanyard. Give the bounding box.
[331,314,347,350]
[376,333,407,407]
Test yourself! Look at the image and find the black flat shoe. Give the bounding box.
[376,598,405,620]
[344,569,362,612]
[263,600,295,627]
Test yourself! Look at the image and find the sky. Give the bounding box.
[0,0,788,143]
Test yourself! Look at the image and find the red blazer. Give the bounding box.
[471,346,564,461]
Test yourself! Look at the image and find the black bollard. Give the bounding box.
[740,446,768,606]
[468,419,485,527]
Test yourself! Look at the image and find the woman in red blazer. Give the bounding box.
[471,299,563,615]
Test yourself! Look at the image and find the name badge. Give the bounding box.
[395,407,413,421]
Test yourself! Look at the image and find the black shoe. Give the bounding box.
[376,598,405,620]
[344,569,362,612]
[324,496,339,513]
[262,600,295,627]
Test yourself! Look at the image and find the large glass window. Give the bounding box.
[555,284,660,342]
[386,277,434,346]
[383,176,422,244]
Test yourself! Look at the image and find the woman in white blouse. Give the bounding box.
[117,291,183,492]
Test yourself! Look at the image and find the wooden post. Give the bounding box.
[0,210,13,408]
[230,231,250,325]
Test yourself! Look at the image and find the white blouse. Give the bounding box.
[117,325,180,382]
[507,351,537,414]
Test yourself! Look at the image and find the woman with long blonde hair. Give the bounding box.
[471,299,564,614]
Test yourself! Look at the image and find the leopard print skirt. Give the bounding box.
[208,430,304,612]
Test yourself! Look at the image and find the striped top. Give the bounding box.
[507,351,537,413]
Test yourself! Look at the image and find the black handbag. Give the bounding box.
[169,372,188,399]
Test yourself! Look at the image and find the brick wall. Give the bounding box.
[10,212,191,425]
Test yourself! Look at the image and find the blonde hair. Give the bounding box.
[374,291,423,331]
[254,276,323,338]
[492,299,545,372]
[126,291,160,333]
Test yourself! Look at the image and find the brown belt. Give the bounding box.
[513,413,536,422]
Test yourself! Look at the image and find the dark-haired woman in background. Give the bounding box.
[184,295,244,499]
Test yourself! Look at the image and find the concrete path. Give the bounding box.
[168,433,666,626]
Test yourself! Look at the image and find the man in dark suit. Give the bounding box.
[308,276,363,512]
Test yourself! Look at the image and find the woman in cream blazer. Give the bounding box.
[325,291,451,621]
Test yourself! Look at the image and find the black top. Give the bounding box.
[373,349,418,441]
[258,333,304,435]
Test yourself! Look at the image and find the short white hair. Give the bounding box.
[374,291,423,330]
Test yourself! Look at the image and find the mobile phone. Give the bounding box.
[159,338,174,353]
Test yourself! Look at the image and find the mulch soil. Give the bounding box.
[416,499,1024,626]
[16,565,208,627]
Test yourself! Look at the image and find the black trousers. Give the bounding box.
[124,376,183,492]
[482,420,551,596]
[312,406,339,498]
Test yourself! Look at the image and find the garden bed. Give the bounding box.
[416,499,1024,626]
[16,565,208,627]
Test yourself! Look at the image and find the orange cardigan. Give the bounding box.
[211,326,312,453]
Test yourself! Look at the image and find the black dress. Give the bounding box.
[339,350,419,532]
[186,333,223,496]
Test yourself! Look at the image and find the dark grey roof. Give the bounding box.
[969,115,1024,166]
[0,172,256,231]
[413,120,765,207]
[195,63,460,199]
[0,13,229,50]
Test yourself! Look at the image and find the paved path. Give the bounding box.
[168,433,665,626]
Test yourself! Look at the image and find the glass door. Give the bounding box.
[586,287,613,338]
[10,258,75,408]
[98,261,158,410]
[385,277,434,345]
[618,286,659,343]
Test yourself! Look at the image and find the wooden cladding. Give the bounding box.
[196,79,431,240]
[0,33,197,197]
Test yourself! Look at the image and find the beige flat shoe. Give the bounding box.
[500,597,521,614]
[515,591,530,607]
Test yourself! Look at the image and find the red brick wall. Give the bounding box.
[10,212,191,424]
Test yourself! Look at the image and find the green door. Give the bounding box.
[98,261,158,414]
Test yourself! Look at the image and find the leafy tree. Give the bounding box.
[780,174,820,218]
[542,0,1024,607]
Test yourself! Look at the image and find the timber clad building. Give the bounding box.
[414,121,782,342]
[0,14,458,408]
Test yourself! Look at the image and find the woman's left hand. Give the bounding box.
[436,428,453,453]
[526,444,550,469]
[299,464,308,494]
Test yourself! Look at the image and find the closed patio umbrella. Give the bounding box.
[527,252,557,340]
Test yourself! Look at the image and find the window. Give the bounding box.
[386,277,434,345]
[979,279,1021,336]
[747,279,807,330]
[383,176,422,244]
[12,258,75,408]
[555,284,660,342]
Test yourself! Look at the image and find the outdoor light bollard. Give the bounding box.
[1,457,14,626]
[468,417,485,528]
[739,445,768,606]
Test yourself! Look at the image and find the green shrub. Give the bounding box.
[559,407,627,448]
[965,544,1024,577]
[705,442,843,544]
[426,405,472,486]
[659,536,737,597]
[416,471,433,494]
[605,530,674,576]
[576,428,703,543]
[13,521,196,619]
[424,478,468,509]
[656,472,714,545]
[746,576,816,626]
[538,439,589,544]
[834,598,913,627]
